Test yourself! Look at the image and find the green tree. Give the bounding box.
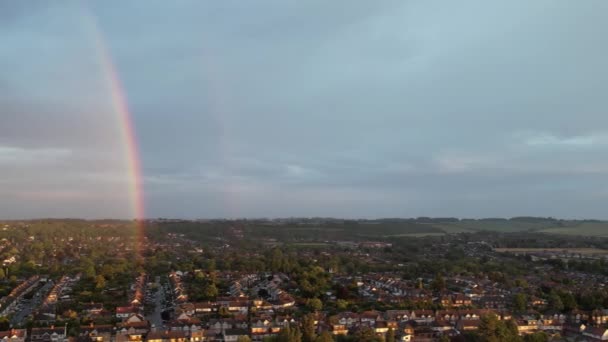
[431,274,446,292]
[271,248,284,272]
[559,292,577,312]
[336,299,348,311]
[307,298,323,312]
[219,306,231,317]
[277,324,302,342]
[95,275,106,290]
[301,314,317,342]
[202,283,219,300]
[0,317,9,331]
[514,278,528,288]
[513,293,527,313]
[548,291,564,312]
[386,327,395,342]
[353,327,382,342]
[505,319,519,339]
[314,332,333,342]
[478,314,521,342]
[523,332,548,342]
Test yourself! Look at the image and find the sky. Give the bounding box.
[1,1,608,219]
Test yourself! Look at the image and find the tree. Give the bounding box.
[81,257,96,279]
[478,314,500,342]
[523,332,548,342]
[0,317,9,331]
[513,293,527,313]
[277,324,302,342]
[336,299,348,311]
[503,319,521,342]
[548,291,564,312]
[237,336,252,342]
[478,314,521,342]
[271,248,284,272]
[95,275,106,290]
[559,292,577,312]
[307,298,323,312]
[314,332,333,342]
[353,327,382,342]
[301,314,317,342]
[431,274,446,292]
[386,327,395,342]
[202,283,219,300]
[0,268,5,280]
[219,306,231,317]
[514,278,528,288]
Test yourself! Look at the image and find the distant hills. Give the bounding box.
[3,217,608,238]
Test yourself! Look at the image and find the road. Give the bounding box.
[10,280,54,326]
[146,276,164,329]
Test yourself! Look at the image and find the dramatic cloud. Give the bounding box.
[1,0,608,219]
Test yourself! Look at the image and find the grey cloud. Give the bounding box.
[2,0,608,218]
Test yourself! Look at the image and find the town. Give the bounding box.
[0,218,608,342]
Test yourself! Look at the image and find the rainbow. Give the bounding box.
[84,12,146,255]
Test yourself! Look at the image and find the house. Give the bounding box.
[173,313,201,326]
[115,331,144,342]
[118,314,150,335]
[116,306,139,319]
[223,329,249,342]
[430,321,453,333]
[360,311,382,325]
[147,330,188,342]
[516,320,538,334]
[582,326,608,341]
[194,302,215,314]
[456,319,481,331]
[440,296,452,307]
[82,303,104,316]
[79,324,114,342]
[330,324,348,336]
[250,319,271,336]
[410,310,434,324]
[453,294,472,307]
[0,329,27,342]
[374,321,389,335]
[227,301,249,313]
[30,326,67,342]
[591,310,608,325]
[337,312,360,327]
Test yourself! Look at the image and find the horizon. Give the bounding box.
[2,216,606,222]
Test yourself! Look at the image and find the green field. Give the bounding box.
[539,222,608,237]
[384,232,446,237]
[288,242,332,248]
[495,247,608,255]
[436,219,555,233]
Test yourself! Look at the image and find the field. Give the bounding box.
[435,219,556,233]
[383,232,446,238]
[538,222,608,237]
[288,242,332,248]
[494,247,608,255]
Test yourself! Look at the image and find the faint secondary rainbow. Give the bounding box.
[84,12,146,255]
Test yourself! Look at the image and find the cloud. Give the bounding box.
[523,132,608,148]
[0,146,71,164]
[1,1,608,218]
